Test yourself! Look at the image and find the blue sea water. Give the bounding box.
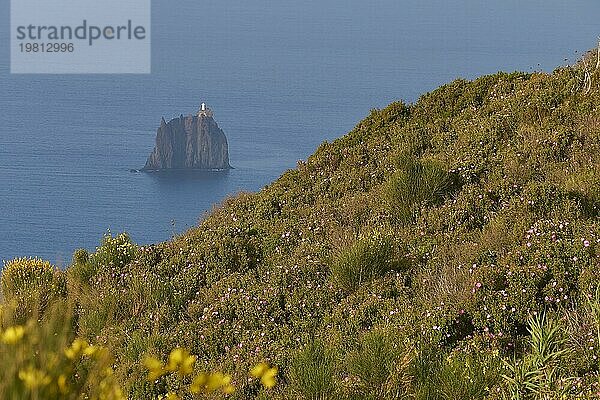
[1,0,599,265]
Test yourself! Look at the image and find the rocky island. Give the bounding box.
[142,103,231,171]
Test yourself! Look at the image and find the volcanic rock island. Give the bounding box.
[141,103,231,171]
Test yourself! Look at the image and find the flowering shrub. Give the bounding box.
[1,257,66,300]
[92,232,137,271]
[1,258,66,320]
[69,232,137,286]
[0,307,124,400]
[470,219,598,338]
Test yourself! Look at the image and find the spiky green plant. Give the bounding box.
[289,340,337,399]
[331,232,404,293]
[345,329,412,399]
[502,313,569,399]
[385,158,453,224]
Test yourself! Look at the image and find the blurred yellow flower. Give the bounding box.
[83,344,98,357]
[143,355,165,381]
[101,383,125,400]
[57,374,69,394]
[165,348,195,376]
[250,362,268,378]
[64,338,90,359]
[223,383,235,394]
[190,372,234,394]
[143,348,235,396]
[261,367,277,388]
[250,362,277,389]
[1,325,25,344]
[179,353,195,375]
[221,374,235,394]
[164,393,180,400]
[18,366,51,389]
[206,372,226,391]
[189,372,207,393]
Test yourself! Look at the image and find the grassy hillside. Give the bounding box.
[2,53,600,399]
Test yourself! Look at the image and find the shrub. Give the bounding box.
[289,340,337,399]
[435,352,501,400]
[331,232,404,293]
[91,232,136,271]
[1,258,66,320]
[1,258,65,299]
[72,249,89,266]
[68,233,136,286]
[469,219,596,338]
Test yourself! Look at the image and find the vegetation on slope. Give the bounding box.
[2,52,600,399]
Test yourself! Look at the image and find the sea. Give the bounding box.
[1,0,599,266]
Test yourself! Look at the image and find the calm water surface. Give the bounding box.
[1,0,599,264]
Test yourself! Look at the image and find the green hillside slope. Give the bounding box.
[2,55,600,399]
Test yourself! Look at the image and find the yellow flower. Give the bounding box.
[179,353,195,375]
[100,383,125,400]
[190,372,208,393]
[1,325,25,344]
[58,374,69,394]
[164,393,180,400]
[18,366,51,389]
[115,387,126,400]
[143,355,165,381]
[165,348,184,371]
[190,372,234,394]
[223,383,235,394]
[206,372,227,392]
[221,374,235,394]
[251,362,277,389]
[250,362,268,378]
[165,348,195,375]
[83,344,98,357]
[261,367,278,389]
[64,338,89,359]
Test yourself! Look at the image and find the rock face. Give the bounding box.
[143,113,231,170]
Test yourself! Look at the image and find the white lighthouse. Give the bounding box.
[198,102,213,118]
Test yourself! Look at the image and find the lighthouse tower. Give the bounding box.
[198,102,213,118]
